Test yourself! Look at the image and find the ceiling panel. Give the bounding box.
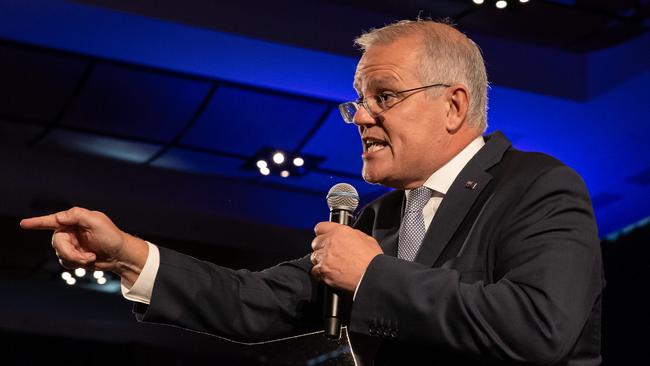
[62,63,212,142]
[301,109,363,175]
[0,120,46,146]
[42,129,162,163]
[180,86,328,155]
[627,167,650,186]
[255,169,379,196]
[150,147,257,180]
[0,43,88,122]
[592,192,623,209]
[461,2,609,49]
[150,146,387,199]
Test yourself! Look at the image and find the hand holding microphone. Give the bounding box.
[310,183,383,339]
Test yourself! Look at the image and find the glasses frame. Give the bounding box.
[338,82,451,124]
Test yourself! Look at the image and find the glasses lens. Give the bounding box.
[338,102,358,124]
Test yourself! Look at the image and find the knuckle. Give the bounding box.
[310,267,319,278]
[91,210,106,219]
[319,263,329,275]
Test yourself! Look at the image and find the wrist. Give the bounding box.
[114,233,149,287]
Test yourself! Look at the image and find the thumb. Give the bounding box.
[314,221,339,236]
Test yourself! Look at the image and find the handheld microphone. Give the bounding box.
[323,183,359,339]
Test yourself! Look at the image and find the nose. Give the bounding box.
[352,104,376,129]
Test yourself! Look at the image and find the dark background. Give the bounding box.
[1,0,649,364]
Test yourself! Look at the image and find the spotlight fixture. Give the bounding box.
[59,269,117,291]
[243,147,325,178]
[272,152,285,164]
[472,0,530,8]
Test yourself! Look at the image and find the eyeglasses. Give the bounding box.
[337,83,451,124]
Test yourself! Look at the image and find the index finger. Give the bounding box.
[20,214,62,230]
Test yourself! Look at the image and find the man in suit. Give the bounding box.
[21,20,603,365]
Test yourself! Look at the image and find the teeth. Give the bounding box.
[364,138,387,153]
[368,144,386,153]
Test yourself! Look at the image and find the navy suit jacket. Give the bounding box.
[135,132,603,365]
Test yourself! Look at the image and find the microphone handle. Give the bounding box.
[324,209,353,339]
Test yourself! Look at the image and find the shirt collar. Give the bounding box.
[407,135,485,198]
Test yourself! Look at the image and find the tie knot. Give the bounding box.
[406,187,431,212]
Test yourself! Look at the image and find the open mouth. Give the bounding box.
[364,138,388,153]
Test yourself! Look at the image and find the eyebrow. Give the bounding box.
[353,75,401,95]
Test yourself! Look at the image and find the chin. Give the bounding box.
[361,167,383,185]
[362,168,394,188]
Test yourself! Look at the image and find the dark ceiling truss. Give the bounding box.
[404,0,650,26]
[3,113,347,198]
[338,0,649,53]
[294,104,338,153]
[538,0,650,24]
[144,83,220,165]
[542,0,650,50]
[0,38,368,197]
[28,62,96,147]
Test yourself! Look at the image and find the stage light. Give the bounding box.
[61,271,72,281]
[93,270,104,279]
[272,152,285,164]
[473,0,484,4]
[519,0,529,2]
[74,268,86,277]
[496,0,508,8]
[66,277,76,285]
[97,277,107,285]
[246,147,323,179]
[293,157,304,167]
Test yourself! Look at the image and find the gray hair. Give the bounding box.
[354,19,489,132]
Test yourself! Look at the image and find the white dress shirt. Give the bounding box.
[122,136,486,305]
[408,135,485,231]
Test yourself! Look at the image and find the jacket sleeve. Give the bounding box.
[133,248,323,344]
[348,165,603,365]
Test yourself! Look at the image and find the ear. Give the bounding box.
[445,84,470,132]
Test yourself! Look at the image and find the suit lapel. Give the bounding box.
[377,227,400,257]
[414,165,492,266]
[357,190,405,258]
[414,131,511,267]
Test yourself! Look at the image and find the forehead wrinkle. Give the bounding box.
[353,72,403,95]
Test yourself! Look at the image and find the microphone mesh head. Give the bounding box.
[327,183,359,212]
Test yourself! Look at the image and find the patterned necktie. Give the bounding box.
[398,186,432,261]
